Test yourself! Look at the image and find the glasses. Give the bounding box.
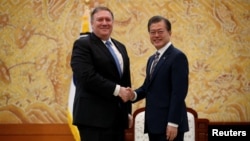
[149,30,166,35]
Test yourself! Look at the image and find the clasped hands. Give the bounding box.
[118,87,135,102]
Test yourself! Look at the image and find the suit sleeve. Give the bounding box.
[168,52,189,124]
[70,37,116,99]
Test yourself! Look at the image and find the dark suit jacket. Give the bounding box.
[134,44,189,134]
[70,32,132,129]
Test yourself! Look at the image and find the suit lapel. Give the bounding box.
[146,55,154,79]
[112,39,126,73]
[149,46,173,81]
[91,34,119,63]
[90,33,121,76]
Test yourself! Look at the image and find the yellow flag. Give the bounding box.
[68,6,91,141]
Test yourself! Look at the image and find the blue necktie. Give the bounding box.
[105,41,122,77]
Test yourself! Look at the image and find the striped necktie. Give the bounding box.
[150,52,160,79]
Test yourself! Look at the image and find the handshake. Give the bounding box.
[118,87,135,102]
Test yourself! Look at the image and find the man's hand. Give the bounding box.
[166,125,178,141]
[128,114,133,128]
[118,87,134,102]
[126,87,135,100]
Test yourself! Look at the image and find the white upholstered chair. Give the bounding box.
[132,107,209,141]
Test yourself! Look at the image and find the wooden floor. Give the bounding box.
[0,124,75,141]
[0,124,133,141]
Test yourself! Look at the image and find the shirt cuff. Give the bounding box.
[113,85,120,96]
[131,91,137,101]
[168,122,178,127]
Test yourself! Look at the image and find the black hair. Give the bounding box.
[147,16,171,32]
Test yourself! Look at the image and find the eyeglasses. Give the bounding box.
[149,30,165,35]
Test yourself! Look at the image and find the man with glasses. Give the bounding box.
[130,16,190,141]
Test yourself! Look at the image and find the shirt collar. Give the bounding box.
[102,38,112,44]
[157,41,171,58]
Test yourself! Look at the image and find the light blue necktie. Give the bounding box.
[105,41,122,77]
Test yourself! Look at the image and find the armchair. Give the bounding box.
[132,107,209,141]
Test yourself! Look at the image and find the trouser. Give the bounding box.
[148,132,184,141]
[77,125,125,141]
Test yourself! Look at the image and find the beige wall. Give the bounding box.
[0,0,249,123]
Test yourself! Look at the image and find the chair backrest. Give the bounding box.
[184,108,197,141]
[134,108,148,141]
[133,107,200,141]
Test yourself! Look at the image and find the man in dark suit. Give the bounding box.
[70,6,132,141]
[130,16,189,141]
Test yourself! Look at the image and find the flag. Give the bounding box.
[68,7,91,141]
